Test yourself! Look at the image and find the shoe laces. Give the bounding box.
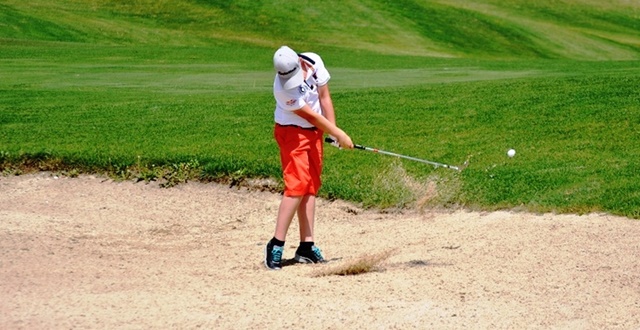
[272,246,283,262]
[311,246,323,260]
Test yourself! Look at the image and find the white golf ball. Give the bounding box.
[507,149,516,157]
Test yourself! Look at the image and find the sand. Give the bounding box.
[1,173,639,329]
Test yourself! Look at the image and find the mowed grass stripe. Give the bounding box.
[439,0,640,60]
[2,0,639,59]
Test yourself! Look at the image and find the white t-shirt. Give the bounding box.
[273,52,331,128]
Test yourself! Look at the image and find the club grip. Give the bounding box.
[325,137,364,150]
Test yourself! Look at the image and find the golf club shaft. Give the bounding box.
[325,137,460,171]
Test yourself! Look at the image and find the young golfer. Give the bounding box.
[265,46,354,270]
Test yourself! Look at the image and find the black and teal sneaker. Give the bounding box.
[294,245,326,264]
[264,241,284,270]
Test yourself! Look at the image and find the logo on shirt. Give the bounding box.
[286,99,296,106]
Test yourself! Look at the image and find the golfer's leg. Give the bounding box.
[274,195,302,241]
[297,194,316,242]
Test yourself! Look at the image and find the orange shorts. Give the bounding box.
[274,124,323,196]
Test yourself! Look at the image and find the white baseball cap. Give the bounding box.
[273,46,304,90]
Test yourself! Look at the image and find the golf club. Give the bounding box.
[325,137,467,171]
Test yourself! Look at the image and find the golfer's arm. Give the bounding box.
[294,105,348,143]
[318,84,336,125]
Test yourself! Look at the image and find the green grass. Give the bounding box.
[1,0,639,218]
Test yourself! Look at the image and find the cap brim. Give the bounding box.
[280,67,304,90]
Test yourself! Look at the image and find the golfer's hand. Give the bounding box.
[338,134,354,149]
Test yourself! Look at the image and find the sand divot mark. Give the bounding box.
[310,249,396,277]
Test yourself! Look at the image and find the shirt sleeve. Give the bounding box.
[313,56,331,86]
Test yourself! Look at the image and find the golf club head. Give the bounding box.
[457,155,472,171]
